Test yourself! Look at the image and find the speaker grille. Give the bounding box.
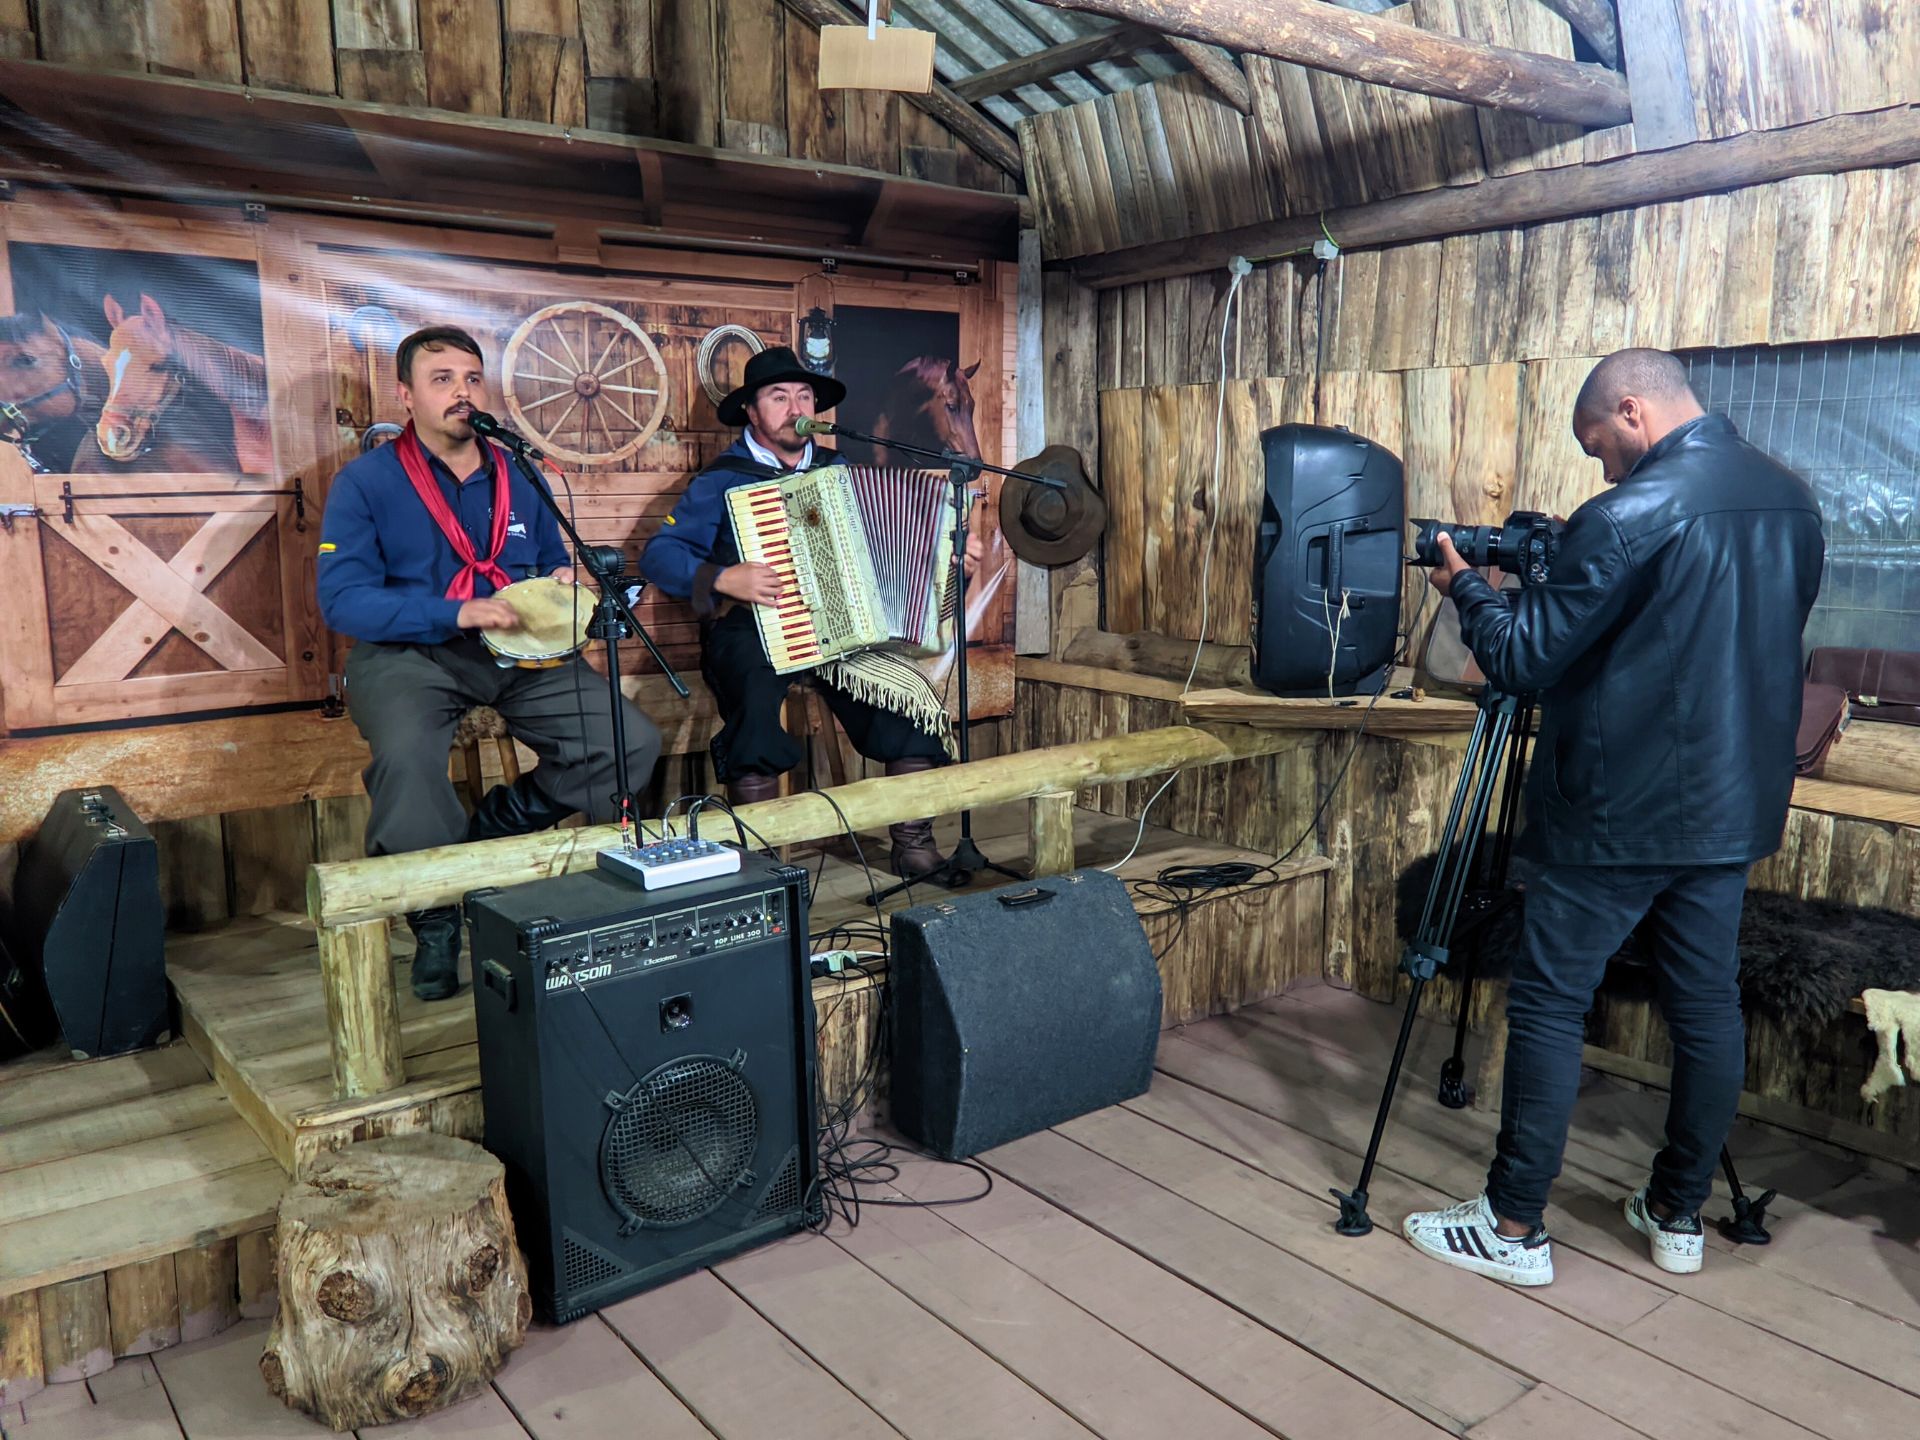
[755,1146,802,1218]
[602,1053,759,1228]
[562,1235,627,1294]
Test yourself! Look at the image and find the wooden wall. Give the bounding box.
[6,0,1015,191]
[1020,0,1920,261]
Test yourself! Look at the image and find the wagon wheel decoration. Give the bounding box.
[503,301,669,467]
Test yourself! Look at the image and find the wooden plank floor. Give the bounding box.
[8,980,1915,1439]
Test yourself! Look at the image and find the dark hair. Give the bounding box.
[1574,348,1696,419]
[396,325,484,385]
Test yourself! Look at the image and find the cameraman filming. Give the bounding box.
[1401,349,1825,1285]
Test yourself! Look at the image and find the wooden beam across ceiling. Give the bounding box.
[950,23,1156,102]
[1535,0,1622,70]
[1164,37,1252,114]
[773,0,1026,180]
[1065,104,1920,287]
[1031,0,1633,128]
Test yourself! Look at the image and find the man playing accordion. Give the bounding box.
[640,346,981,882]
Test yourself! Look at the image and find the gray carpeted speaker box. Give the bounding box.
[887,870,1162,1160]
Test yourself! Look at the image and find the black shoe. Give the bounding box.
[406,906,462,1001]
[466,775,573,843]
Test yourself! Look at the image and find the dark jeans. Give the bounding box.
[702,607,947,783]
[346,637,662,856]
[1485,861,1751,1229]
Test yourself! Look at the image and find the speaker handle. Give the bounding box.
[1326,522,1346,603]
[481,958,517,1010]
[996,886,1058,909]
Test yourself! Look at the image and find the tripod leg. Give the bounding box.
[1437,945,1478,1110]
[1332,972,1430,1236]
[1715,1144,1775,1245]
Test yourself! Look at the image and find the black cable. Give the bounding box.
[796,786,989,1230]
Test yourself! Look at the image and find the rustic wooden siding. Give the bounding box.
[17,0,1014,191]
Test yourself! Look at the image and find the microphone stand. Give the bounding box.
[472,417,687,847]
[799,421,1066,903]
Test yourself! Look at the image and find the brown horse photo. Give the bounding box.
[0,312,109,473]
[871,356,984,467]
[75,292,273,473]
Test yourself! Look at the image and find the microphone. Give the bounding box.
[467,409,543,459]
[792,415,837,437]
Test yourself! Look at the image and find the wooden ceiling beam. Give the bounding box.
[1030,0,1632,128]
[773,0,1025,180]
[1164,37,1251,114]
[950,23,1156,102]
[1534,0,1621,70]
[1065,104,1920,288]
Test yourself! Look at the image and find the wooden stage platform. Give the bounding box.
[7,979,1917,1439]
[166,804,1331,1178]
[0,802,1331,1398]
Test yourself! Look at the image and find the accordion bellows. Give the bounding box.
[727,463,957,674]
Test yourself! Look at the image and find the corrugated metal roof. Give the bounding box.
[884,0,1398,130]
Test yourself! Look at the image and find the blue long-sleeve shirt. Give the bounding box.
[316,439,569,644]
[640,437,820,615]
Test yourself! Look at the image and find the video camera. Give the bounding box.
[1409,511,1563,588]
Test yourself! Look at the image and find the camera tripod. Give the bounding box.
[1329,683,1776,1246]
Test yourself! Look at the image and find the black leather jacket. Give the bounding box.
[1451,414,1825,867]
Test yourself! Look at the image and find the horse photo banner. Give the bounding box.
[0,190,1019,736]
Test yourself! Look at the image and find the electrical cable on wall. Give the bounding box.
[1103,255,1248,874]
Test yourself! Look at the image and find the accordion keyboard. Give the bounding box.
[732,484,825,670]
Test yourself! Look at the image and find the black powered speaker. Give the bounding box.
[467,853,818,1323]
[1252,422,1405,697]
[2,787,167,1059]
[888,870,1161,1160]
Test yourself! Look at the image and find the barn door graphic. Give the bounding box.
[0,452,307,729]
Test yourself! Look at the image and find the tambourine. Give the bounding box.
[480,577,592,669]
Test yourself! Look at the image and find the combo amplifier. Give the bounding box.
[467,851,819,1323]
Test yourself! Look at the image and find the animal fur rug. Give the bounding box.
[1395,853,1920,1026]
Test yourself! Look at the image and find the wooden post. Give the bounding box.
[175,1238,240,1343]
[237,1228,279,1320]
[105,1256,180,1357]
[1029,791,1078,876]
[39,1274,111,1384]
[0,1290,45,1405]
[320,920,405,1098]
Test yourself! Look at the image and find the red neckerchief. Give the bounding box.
[394,422,511,600]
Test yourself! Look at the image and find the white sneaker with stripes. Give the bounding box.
[1402,1193,1555,1286]
[1624,1187,1706,1273]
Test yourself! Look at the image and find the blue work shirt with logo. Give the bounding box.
[316,439,569,644]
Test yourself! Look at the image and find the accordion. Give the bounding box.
[726,463,957,675]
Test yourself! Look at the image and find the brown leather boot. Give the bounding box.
[727,772,782,808]
[884,757,951,882]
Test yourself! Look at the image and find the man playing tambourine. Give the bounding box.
[317,325,662,1001]
[641,346,981,881]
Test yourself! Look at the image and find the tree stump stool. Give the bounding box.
[261,1134,531,1432]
